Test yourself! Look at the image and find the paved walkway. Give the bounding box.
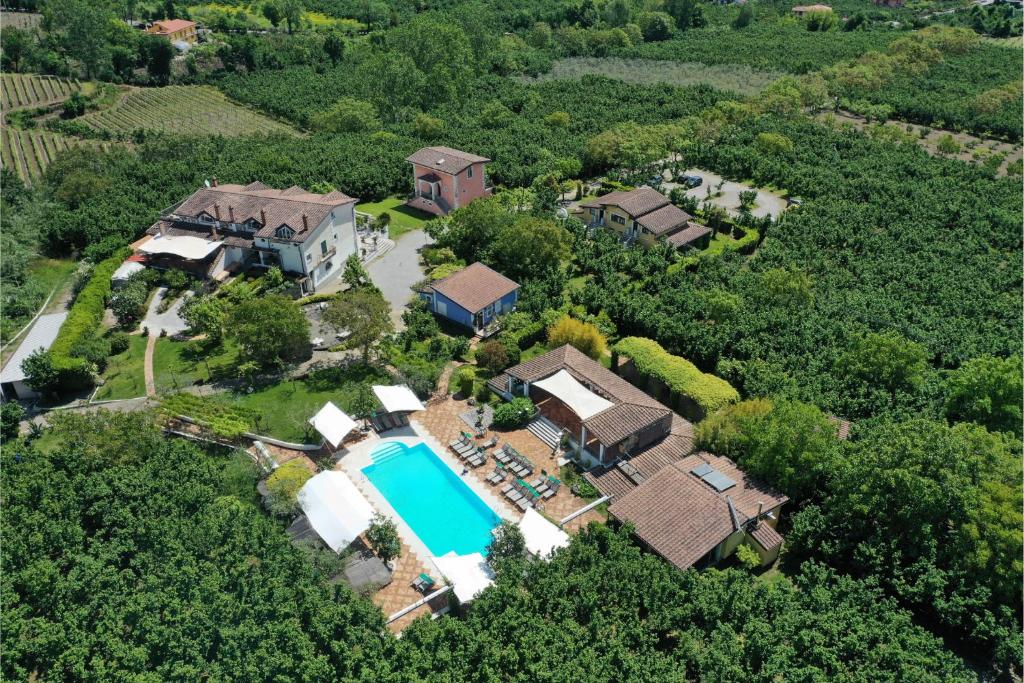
[664,168,787,219]
[142,287,191,336]
[366,229,432,329]
[144,333,157,397]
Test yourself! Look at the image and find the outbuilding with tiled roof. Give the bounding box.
[581,186,712,251]
[420,262,518,336]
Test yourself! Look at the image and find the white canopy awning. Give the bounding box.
[309,401,357,449]
[372,385,425,413]
[297,471,374,553]
[532,369,614,420]
[111,260,145,281]
[431,552,494,603]
[518,508,570,559]
[138,234,223,260]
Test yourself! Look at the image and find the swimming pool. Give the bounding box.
[362,441,501,556]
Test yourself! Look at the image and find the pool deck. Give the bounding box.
[333,395,606,631]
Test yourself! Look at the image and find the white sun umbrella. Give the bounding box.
[517,508,570,559]
[309,401,357,449]
[431,552,495,603]
[297,471,374,553]
[372,385,426,413]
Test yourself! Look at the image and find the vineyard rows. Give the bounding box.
[1,128,108,186]
[79,85,296,137]
[1,73,81,110]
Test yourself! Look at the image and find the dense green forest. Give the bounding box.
[2,411,985,681]
[1,0,1020,679]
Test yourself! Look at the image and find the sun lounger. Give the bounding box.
[529,478,543,488]
[542,488,556,499]
[486,471,503,485]
[481,436,498,448]
[468,453,484,467]
[517,498,531,511]
[506,490,523,503]
[510,463,524,476]
[500,483,514,494]
[412,573,436,592]
[494,451,510,464]
[534,483,549,495]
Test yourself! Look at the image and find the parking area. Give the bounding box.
[660,168,787,220]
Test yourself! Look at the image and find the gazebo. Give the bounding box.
[369,385,426,432]
[309,401,358,450]
[431,552,494,604]
[296,470,375,553]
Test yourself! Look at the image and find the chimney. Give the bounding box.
[753,501,764,528]
[158,222,166,236]
[213,204,221,221]
[212,176,218,187]
[260,209,266,226]
[211,223,219,240]
[228,205,235,223]
[302,214,309,232]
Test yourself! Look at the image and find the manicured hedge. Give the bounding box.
[49,249,131,386]
[615,336,739,414]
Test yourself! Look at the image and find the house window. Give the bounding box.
[306,253,312,263]
[276,225,295,239]
[611,214,625,225]
[321,240,328,256]
[325,261,333,272]
[467,166,474,179]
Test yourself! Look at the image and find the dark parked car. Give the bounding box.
[646,175,665,189]
[677,173,702,188]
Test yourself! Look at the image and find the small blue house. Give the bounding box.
[421,262,519,336]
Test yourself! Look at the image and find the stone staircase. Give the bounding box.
[526,416,562,450]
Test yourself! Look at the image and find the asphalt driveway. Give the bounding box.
[367,229,433,329]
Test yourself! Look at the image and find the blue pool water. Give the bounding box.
[362,441,501,556]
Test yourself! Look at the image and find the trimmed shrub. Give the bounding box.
[453,366,475,397]
[264,460,313,517]
[614,337,739,415]
[476,340,510,375]
[50,249,131,388]
[492,397,536,429]
[547,315,607,360]
[108,331,131,355]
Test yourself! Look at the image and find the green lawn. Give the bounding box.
[95,334,147,400]
[152,338,241,394]
[212,363,392,443]
[358,196,430,241]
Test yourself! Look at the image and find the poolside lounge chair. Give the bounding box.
[529,477,544,489]
[510,463,524,476]
[486,469,505,485]
[480,435,498,449]
[494,449,511,464]
[467,452,485,467]
[412,573,436,592]
[517,498,531,511]
[506,490,523,503]
[535,483,549,495]
[500,483,514,495]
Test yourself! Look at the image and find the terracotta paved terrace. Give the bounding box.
[414,396,606,529]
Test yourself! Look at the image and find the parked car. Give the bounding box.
[646,175,665,189]
[677,174,702,188]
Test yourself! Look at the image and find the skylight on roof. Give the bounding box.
[691,463,714,477]
[702,470,736,492]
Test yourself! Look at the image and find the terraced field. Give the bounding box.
[1,73,82,110]
[1,128,108,186]
[78,85,297,137]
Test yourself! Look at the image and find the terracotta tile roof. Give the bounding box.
[583,403,667,446]
[505,344,680,447]
[170,183,355,244]
[428,262,519,314]
[406,146,489,176]
[675,452,788,520]
[584,415,695,498]
[666,222,712,247]
[609,463,736,570]
[748,521,783,553]
[828,415,852,440]
[580,187,669,218]
[635,204,692,236]
[608,453,787,570]
[150,19,195,33]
